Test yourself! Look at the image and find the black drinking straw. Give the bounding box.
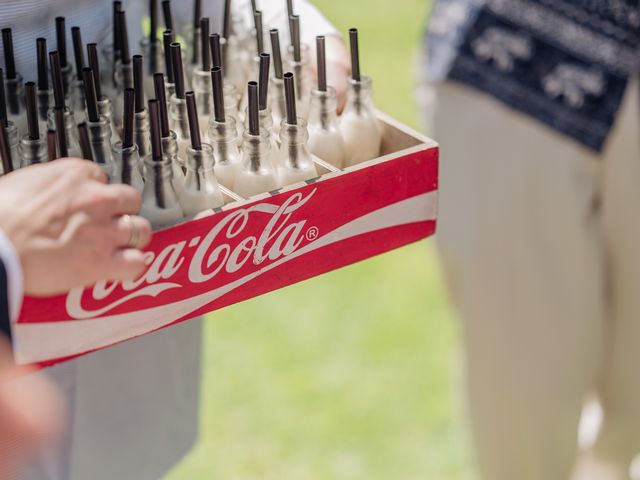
[349,28,360,82]
[71,27,84,80]
[133,55,144,113]
[200,18,210,71]
[113,2,122,55]
[149,0,158,43]
[193,0,201,29]
[191,1,201,65]
[0,69,7,128]
[122,88,135,148]
[250,0,256,12]
[283,72,297,125]
[55,17,68,68]
[258,53,270,110]
[185,91,201,150]
[223,0,232,39]
[25,82,39,140]
[118,10,131,65]
[163,30,175,83]
[287,0,294,17]
[36,38,48,91]
[77,122,93,160]
[171,42,185,99]
[210,33,222,68]
[162,1,174,30]
[254,10,264,55]
[87,43,102,99]
[47,130,57,161]
[2,29,16,80]
[290,15,301,62]
[211,67,225,123]
[270,29,283,79]
[316,36,327,92]
[148,99,163,161]
[153,73,170,137]
[54,107,68,157]
[0,125,12,174]
[247,82,259,136]
[49,51,65,109]
[82,68,99,123]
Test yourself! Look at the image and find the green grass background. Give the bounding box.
[168,1,472,478]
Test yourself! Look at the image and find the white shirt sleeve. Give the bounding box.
[0,229,23,323]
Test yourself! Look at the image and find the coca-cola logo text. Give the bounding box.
[66,189,317,319]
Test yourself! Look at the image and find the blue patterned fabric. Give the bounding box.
[425,0,640,151]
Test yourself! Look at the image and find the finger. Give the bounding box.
[68,183,142,220]
[102,184,143,216]
[105,248,148,281]
[57,158,108,183]
[112,215,152,249]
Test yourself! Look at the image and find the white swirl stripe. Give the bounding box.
[13,191,438,365]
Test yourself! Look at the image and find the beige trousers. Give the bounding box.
[430,78,640,480]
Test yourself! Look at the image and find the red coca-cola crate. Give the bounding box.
[13,112,439,366]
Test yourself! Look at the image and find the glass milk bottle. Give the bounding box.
[112,141,144,193]
[233,130,278,198]
[140,155,184,229]
[209,115,241,190]
[307,86,345,168]
[278,117,318,186]
[340,75,381,167]
[179,143,224,217]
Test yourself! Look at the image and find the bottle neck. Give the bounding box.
[242,131,272,172]
[186,144,215,173]
[161,130,181,160]
[86,117,114,166]
[192,69,211,92]
[209,116,238,143]
[345,76,375,115]
[142,155,181,215]
[279,119,313,169]
[244,105,273,131]
[20,136,47,166]
[308,87,339,129]
[280,118,309,146]
[112,141,142,187]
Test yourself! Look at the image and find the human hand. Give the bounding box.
[0,159,152,296]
